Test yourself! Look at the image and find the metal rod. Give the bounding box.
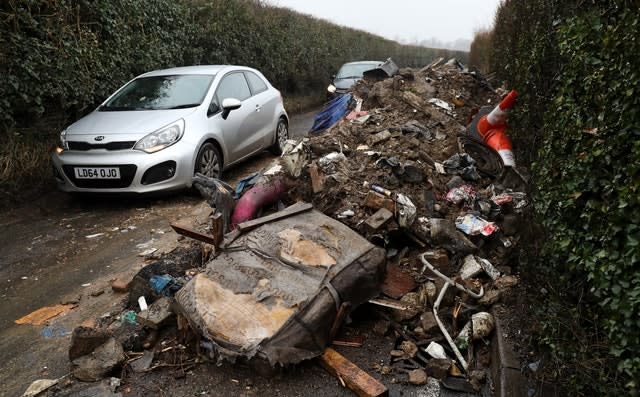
[432,283,468,371]
[421,252,485,372]
[420,253,484,299]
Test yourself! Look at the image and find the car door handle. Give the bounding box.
[255,104,262,112]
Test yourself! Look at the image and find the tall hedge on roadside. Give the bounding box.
[0,0,467,129]
[0,0,200,127]
[480,0,640,394]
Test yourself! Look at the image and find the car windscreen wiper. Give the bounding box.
[165,103,200,109]
[336,76,362,80]
[99,105,142,111]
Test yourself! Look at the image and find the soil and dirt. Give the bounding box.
[0,64,544,397]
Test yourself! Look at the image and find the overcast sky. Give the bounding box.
[265,0,502,51]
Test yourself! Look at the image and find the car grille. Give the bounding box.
[62,164,137,188]
[67,141,136,151]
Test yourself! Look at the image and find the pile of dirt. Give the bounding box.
[280,59,531,391]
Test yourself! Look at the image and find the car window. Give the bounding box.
[244,71,268,95]
[216,72,252,102]
[336,63,381,79]
[101,75,214,111]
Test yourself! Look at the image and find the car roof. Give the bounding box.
[139,65,253,77]
[341,61,383,66]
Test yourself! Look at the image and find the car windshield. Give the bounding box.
[336,63,380,79]
[101,74,215,111]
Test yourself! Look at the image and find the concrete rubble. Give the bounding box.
[33,59,531,396]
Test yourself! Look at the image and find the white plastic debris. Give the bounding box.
[21,378,60,397]
[455,312,496,347]
[428,98,453,112]
[396,193,417,228]
[455,214,498,236]
[425,341,448,359]
[280,138,309,178]
[138,296,148,311]
[337,210,355,219]
[138,248,158,257]
[263,164,283,175]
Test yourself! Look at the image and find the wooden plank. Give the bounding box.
[209,212,224,246]
[170,223,218,245]
[309,164,325,193]
[319,348,388,397]
[368,297,420,312]
[332,335,365,348]
[329,302,351,341]
[219,202,314,248]
[236,201,313,232]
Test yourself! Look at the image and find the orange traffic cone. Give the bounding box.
[477,90,518,167]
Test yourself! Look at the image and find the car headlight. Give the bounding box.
[327,84,336,93]
[57,129,68,152]
[134,119,184,153]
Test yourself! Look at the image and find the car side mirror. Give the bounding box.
[221,98,242,120]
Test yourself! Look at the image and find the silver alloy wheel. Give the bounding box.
[270,118,289,155]
[277,119,288,149]
[197,143,221,178]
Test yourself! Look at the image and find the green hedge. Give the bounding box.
[0,0,199,127]
[0,0,467,129]
[481,0,640,394]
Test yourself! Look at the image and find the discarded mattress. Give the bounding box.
[175,209,386,366]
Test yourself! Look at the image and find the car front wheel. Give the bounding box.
[195,142,222,179]
[269,118,289,155]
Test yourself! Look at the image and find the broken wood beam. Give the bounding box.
[235,201,313,232]
[219,201,314,248]
[332,336,365,348]
[209,212,224,246]
[169,223,219,246]
[309,163,325,193]
[319,347,388,397]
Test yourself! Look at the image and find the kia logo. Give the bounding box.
[94,136,105,141]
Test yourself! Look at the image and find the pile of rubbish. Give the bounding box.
[30,58,530,397]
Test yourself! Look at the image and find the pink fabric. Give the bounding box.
[230,177,289,229]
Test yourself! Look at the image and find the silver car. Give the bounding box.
[52,65,289,193]
[327,60,383,97]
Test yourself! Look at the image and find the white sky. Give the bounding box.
[265,0,501,50]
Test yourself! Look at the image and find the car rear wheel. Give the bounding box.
[195,142,222,179]
[269,118,289,155]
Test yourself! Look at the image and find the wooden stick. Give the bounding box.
[319,348,388,397]
[170,223,218,246]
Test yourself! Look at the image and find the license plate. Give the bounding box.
[74,167,120,179]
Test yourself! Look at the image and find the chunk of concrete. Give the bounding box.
[71,338,125,382]
[136,297,174,330]
[408,369,428,385]
[425,358,452,380]
[364,207,394,231]
[69,326,112,361]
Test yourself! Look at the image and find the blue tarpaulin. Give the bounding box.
[309,94,352,133]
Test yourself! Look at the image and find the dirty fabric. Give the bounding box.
[175,209,385,365]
